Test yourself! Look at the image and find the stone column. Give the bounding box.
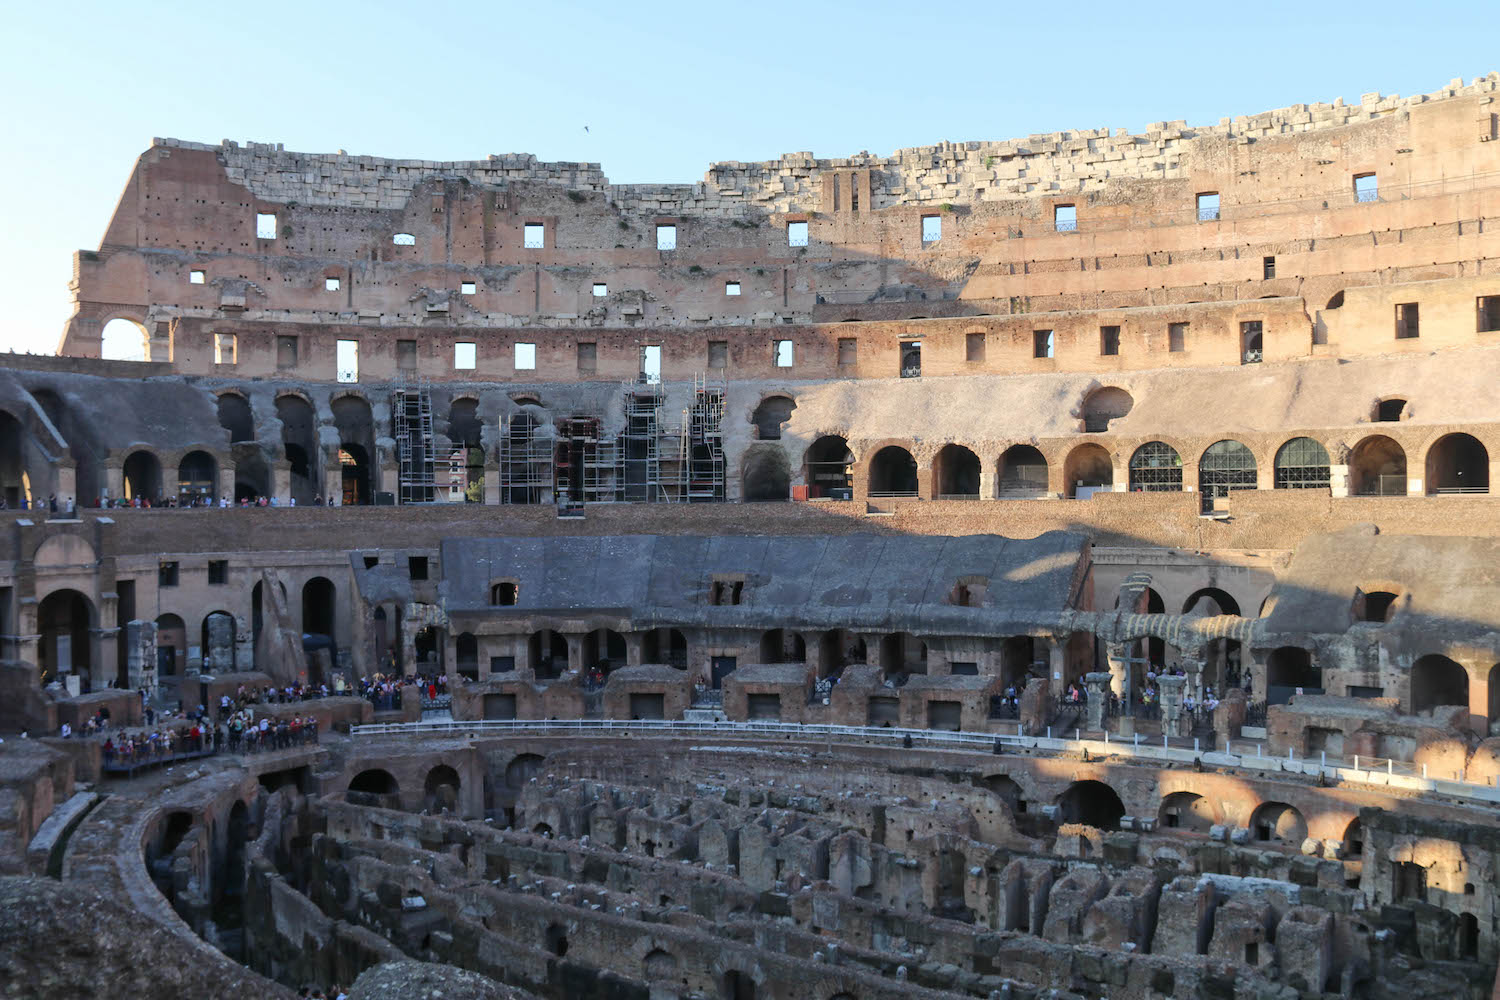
[126,619,157,695]
[1181,654,1206,703]
[206,613,235,673]
[57,461,77,506]
[1048,640,1067,694]
[1329,463,1351,498]
[104,462,124,503]
[272,460,292,504]
[1158,674,1185,736]
[1084,671,1112,731]
[979,466,996,501]
[625,632,644,667]
[216,462,235,504]
[483,467,500,506]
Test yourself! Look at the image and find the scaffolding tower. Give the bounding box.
[554,416,622,503]
[498,412,552,504]
[621,382,666,502]
[686,373,726,502]
[393,384,436,503]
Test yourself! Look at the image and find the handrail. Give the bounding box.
[349,718,1500,805]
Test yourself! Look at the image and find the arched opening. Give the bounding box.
[805,435,853,498]
[414,626,444,671]
[1267,646,1321,704]
[1128,441,1182,492]
[545,923,569,957]
[276,394,318,504]
[1349,435,1407,496]
[750,395,796,440]
[348,769,400,806]
[1198,439,1257,511]
[721,970,757,1000]
[1056,780,1125,830]
[1425,433,1490,494]
[301,577,335,641]
[1355,588,1399,623]
[177,450,217,503]
[1063,443,1112,498]
[583,628,626,677]
[1411,654,1468,715]
[643,949,678,979]
[1375,398,1405,422]
[123,450,162,501]
[216,394,254,443]
[200,611,235,674]
[1274,437,1331,489]
[1182,588,1240,617]
[1082,387,1133,432]
[997,445,1048,498]
[1158,791,1215,833]
[1326,290,1345,310]
[490,582,518,606]
[505,753,544,790]
[447,398,485,502]
[932,444,981,499]
[981,775,1025,816]
[880,631,927,679]
[221,800,250,908]
[1183,588,1242,690]
[818,629,865,680]
[37,589,93,687]
[0,411,26,507]
[100,318,149,361]
[529,630,569,680]
[332,395,375,505]
[155,613,186,678]
[424,764,461,813]
[455,633,478,680]
[868,446,918,497]
[1342,818,1364,858]
[1249,801,1307,845]
[759,629,806,664]
[641,627,688,668]
[1460,913,1480,961]
[742,444,791,501]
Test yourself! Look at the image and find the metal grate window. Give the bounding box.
[1274,437,1331,489]
[1198,439,1257,509]
[1129,441,1183,492]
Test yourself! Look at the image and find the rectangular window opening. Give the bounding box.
[336,339,359,382]
[461,281,476,295]
[454,342,476,370]
[1478,295,1500,333]
[1100,325,1120,356]
[1395,302,1419,340]
[725,281,741,296]
[900,340,922,378]
[392,232,415,246]
[1032,329,1054,359]
[1053,204,1077,232]
[576,341,597,374]
[921,215,941,244]
[591,282,608,297]
[966,332,985,362]
[656,224,677,251]
[158,562,179,587]
[396,339,417,371]
[324,276,341,291]
[1263,256,1276,280]
[255,213,277,239]
[707,341,728,369]
[408,556,428,580]
[787,220,809,247]
[207,560,228,585]
[277,335,298,369]
[189,269,205,285]
[1354,173,1379,203]
[213,333,237,366]
[773,339,795,367]
[641,344,662,383]
[523,223,545,249]
[1241,321,1264,364]
[514,342,537,370]
[1196,192,1220,222]
[1168,322,1188,353]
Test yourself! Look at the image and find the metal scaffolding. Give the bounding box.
[685,373,725,502]
[554,416,621,503]
[498,412,552,504]
[393,385,436,504]
[621,382,665,502]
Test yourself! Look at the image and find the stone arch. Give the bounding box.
[932,444,981,499]
[1198,439,1256,509]
[1128,441,1183,492]
[332,394,375,505]
[880,631,927,678]
[1062,443,1113,498]
[529,630,568,680]
[505,753,545,789]
[155,613,186,677]
[1249,801,1307,845]
[1274,436,1331,489]
[122,449,163,501]
[100,318,150,361]
[742,444,790,501]
[805,435,853,497]
[997,445,1048,498]
[1056,779,1125,830]
[1411,654,1468,715]
[1182,588,1240,617]
[200,610,236,673]
[177,450,217,502]
[1158,791,1216,833]
[1081,386,1133,432]
[981,774,1025,816]
[867,445,918,496]
[455,632,478,678]
[1348,434,1406,496]
[37,588,94,685]
[215,392,254,444]
[347,768,400,805]
[276,393,318,504]
[1424,432,1489,494]
[1374,396,1406,422]
[0,409,27,507]
[447,396,484,447]
[424,764,461,813]
[301,577,336,640]
[642,948,678,979]
[750,394,796,440]
[583,628,626,675]
[759,629,806,664]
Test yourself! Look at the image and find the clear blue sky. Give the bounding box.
[2,0,1494,354]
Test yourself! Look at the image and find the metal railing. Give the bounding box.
[347,717,1500,804]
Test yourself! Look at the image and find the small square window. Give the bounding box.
[1054,205,1076,232]
[1032,329,1054,359]
[837,337,857,366]
[921,215,941,244]
[396,339,417,371]
[1395,302,1419,339]
[1168,322,1188,353]
[577,342,597,373]
[1354,173,1378,203]
[408,556,428,581]
[787,221,809,247]
[325,276,340,291]
[966,332,985,362]
[708,341,728,368]
[189,269,205,285]
[523,223,545,249]
[207,560,228,585]
[514,342,537,370]
[461,281,476,295]
[1263,256,1276,280]
[1479,296,1500,333]
[592,282,608,297]
[1196,192,1220,222]
[392,232,415,246]
[455,342,476,370]
[214,333,237,366]
[656,224,677,250]
[277,335,298,369]
[363,555,379,569]
[725,281,741,296]
[773,339,794,367]
[158,561,179,587]
[1100,326,1120,356]
[255,213,277,239]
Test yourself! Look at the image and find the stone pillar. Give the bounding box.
[483,467,500,506]
[57,461,77,506]
[324,464,343,506]
[1182,654,1206,703]
[1084,671,1112,731]
[1247,648,1268,704]
[979,466,996,501]
[1048,641,1067,694]
[206,613,235,673]
[273,460,292,504]
[1159,674,1185,735]
[103,463,124,504]
[216,462,235,504]
[126,619,157,695]
[566,634,584,675]
[1329,463,1351,498]
[625,632,644,666]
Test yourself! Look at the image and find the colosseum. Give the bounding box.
[2,73,1500,1000]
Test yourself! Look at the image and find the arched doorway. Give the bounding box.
[414,626,444,671]
[750,396,795,440]
[1411,654,1468,715]
[1249,802,1307,845]
[584,629,626,677]
[742,444,790,501]
[1349,435,1406,496]
[447,398,485,502]
[868,446,918,497]
[177,450,217,504]
[1425,433,1490,494]
[276,394,318,504]
[997,445,1048,498]
[0,410,25,507]
[932,444,981,499]
[301,577,335,640]
[1128,441,1182,492]
[456,632,478,680]
[1274,437,1331,490]
[1267,646,1321,704]
[155,613,186,678]
[332,395,375,505]
[123,451,162,501]
[1198,439,1256,512]
[1082,387,1133,432]
[424,764,461,813]
[200,611,236,673]
[348,769,400,807]
[1056,780,1125,830]
[338,445,371,506]
[529,630,569,680]
[1063,443,1112,498]
[880,631,926,679]
[1183,588,1242,691]
[216,394,254,443]
[759,629,806,664]
[818,629,865,680]
[100,318,149,361]
[1158,791,1215,833]
[805,435,853,498]
[641,627,688,669]
[38,589,93,686]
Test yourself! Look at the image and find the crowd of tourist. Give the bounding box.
[0,492,356,512]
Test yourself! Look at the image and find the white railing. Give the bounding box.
[349,718,1500,805]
